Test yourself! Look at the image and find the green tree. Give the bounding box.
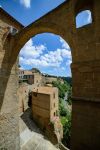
[67,87,72,105]
[52,80,72,148]
[52,80,69,99]
[61,114,71,148]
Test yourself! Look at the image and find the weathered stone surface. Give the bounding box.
[0,0,100,149]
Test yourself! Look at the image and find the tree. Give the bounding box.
[67,87,72,105]
[52,80,72,148]
[52,80,69,99]
[61,114,71,148]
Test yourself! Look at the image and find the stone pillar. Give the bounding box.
[0,26,20,149]
[71,61,100,150]
[70,1,100,149]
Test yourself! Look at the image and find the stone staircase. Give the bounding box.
[19,108,59,150]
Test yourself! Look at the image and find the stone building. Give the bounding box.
[19,69,42,85]
[17,83,29,113]
[33,72,43,86]
[32,87,63,143]
[19,69,33,84]
[42,75,64,85]
[19,68,61,86]
[44,76,58,84]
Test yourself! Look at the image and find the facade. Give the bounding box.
[18,83,38,114]
[19,69,42,85]
[42,75,64,85]
[32,87,63,143]
[33,72,43,86]
[18,69,62,86]
[44,76,58,84]
[19,69,34,84]
[17,83,29,113]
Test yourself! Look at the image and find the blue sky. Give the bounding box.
[0,0,92,77]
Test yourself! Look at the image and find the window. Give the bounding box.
[24,75,27,79]
[33,92,37,97]
[76,10,92,28]
[54,103,55,107]
[56,110,58,116]
[53,93,55,99]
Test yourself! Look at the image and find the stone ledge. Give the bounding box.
[72,96,100,102]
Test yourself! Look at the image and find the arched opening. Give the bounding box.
[18,32,72,149]
[76,10,92,28]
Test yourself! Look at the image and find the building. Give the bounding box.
[44,76,58,84]
[32,87,63,144]
[19,69,34,84]
[18,69,42,85]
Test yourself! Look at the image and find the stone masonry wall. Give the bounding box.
[0,0,100,149]
[0,15,22,149]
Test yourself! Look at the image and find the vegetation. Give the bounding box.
[59,77,72,86]
[67,86,72,105]
[52,80,72,148]
[60,101,71,148]
[52,80,69,99]
[43,74,72,86]
[52,80,72,105]
[31,68,41,73]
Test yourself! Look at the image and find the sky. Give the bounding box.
[0,0,92,77]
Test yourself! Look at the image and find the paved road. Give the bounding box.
[19,108,59,150]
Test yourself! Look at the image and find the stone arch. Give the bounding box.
[1,0,100,149]
[12,21,73,63]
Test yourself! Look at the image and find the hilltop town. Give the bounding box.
[18,67,72,149]
[18,67,69,85]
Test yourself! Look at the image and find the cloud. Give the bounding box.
[19,66,25,70]
[20,0,31,8]
[61,67,66,70]
[61,49,71,58]
[20,39,46,59]
[86,10,92,23]
[66,59,72,66]
[0,5,2,8]
[19,37,72,69]
[60,37,70,50]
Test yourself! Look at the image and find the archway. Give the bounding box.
[19,33,72,76]
[0,0,99,149]
[18,32,72,149]
[12,19,73,64]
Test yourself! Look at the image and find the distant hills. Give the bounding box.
[42,73,72,86]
